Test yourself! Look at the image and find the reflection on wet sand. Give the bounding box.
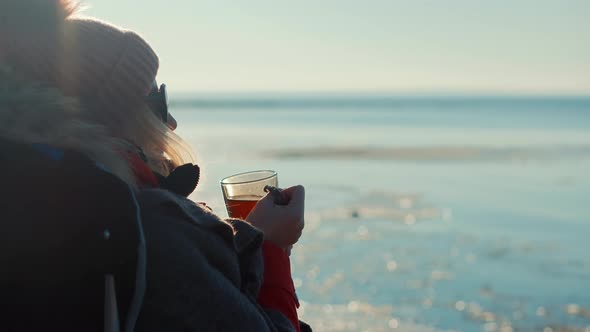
[294,187,590,332]
[298,301,442,332]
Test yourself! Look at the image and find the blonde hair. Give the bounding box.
[0,66,193,188]
[0,0,194,187]
[83,95,193,176]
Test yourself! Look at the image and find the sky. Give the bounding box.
[84,0,590,95]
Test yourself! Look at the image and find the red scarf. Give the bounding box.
[127,151,159,187]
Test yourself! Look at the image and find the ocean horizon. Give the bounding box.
[170,94,590,110]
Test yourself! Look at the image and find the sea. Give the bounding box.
[171,95,590,332]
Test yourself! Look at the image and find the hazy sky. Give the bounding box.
[84,0,590,94]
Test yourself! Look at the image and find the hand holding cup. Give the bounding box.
[246,185,305,250]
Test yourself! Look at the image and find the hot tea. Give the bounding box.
[224,194,262,219]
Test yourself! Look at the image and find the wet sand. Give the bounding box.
[264,145,590,162]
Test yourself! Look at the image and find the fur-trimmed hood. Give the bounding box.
[0,65,136,185]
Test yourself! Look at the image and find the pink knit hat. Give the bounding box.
[0,0,159,105]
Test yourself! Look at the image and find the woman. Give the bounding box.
[0,1,306,331]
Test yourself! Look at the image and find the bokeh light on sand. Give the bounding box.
[386,260,398,272]
[455,301,466,311]
[388,318,399,329]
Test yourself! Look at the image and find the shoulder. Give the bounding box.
[136,188,266,289]
[137,189,264,246]
[137,188,233,234]
[136,189,240,265]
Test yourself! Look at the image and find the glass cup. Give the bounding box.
[221,170,278,219]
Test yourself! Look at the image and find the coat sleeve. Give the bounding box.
[258,241,301,332]
[135,190,297,332]
[225,218,300,331]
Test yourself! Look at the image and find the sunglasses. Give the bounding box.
[145,82,168,122]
